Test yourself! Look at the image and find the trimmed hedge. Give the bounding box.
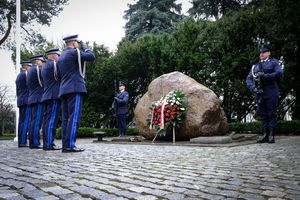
[54,120,300,139]
[229,120,300,135]
[55,127,138,139]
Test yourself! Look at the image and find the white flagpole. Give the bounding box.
[14,0,21,142]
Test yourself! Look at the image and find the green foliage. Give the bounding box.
[229,120,300,135]
[55,127,138,139]
[11,42,58,65]
[0,0,69,48]
[229,121,260,133]
[124,0,183,41]
[0,84,14,135]
[82,43,115,127]
[81,0,300,126]
[0,133,15,139]
[188,0,243,20]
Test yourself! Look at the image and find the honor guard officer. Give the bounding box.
[27,55,45,149]
[57,34,95,152]
[246,44,283,143]
[15,61,31,147]
[113,81,129,137]
[41,48,61,151]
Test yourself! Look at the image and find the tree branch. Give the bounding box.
[0,11,13,46]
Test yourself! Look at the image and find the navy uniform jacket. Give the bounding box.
[246,58,283,98]
[15,70,28,107]
[114,91,129,115]
[27,65,44,105]
[57,48,95,97]
[41,60,60,101]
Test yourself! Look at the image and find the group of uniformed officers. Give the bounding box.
[16,34,96,152]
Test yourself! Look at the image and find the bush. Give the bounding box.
[55,127,138,139]
[229,120,300,135]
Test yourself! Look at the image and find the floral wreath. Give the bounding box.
[147,90,187,141]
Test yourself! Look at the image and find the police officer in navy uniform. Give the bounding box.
[57,34,95,152]
[246,44,283,143]
[113,81,129,137]
[27,55,45,148]
[41,48,61,150]
[15,61,31,147]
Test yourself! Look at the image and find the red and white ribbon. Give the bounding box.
[160,98,167,130]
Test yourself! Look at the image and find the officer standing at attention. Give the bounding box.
[246,44,283,143]
[27,55,45,149]
[113,81,129,137]
[57,34,95,153]
[15,61,31,147]
[41,48,61,150]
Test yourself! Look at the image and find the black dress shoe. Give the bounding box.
[52,146,61,150]
[43,146,61,151]
[29,146,42,149]
[18,144,28,148]
[62,147,85,153]
[257,127,269,143]
[268,127,275,143]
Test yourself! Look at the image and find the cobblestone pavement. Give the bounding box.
[0,137,300,200]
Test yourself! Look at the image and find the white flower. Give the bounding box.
[180,108,185,110]
[176,101,180,104]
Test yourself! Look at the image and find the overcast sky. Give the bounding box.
[0,0,192,98]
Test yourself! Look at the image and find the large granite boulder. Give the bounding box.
[134,71,228,140]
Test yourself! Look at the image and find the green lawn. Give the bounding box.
[0,133,15,140]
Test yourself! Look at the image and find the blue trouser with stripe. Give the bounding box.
[117,114,126,136]
[18,105,30,145]
[61,93,83,149]
[42,99,60,148]
[28,103,43,147]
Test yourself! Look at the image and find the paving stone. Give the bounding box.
[114,190,140,199]
[286,189,300,195]
[134,195,158,200]
[165,186,187,193]
[128,186,151,193]
[217,190,242,198]
[262,190,286,198]
[0,189,13,194]
[285,194,300,200]
[5,196,27,200]
[0,137,299,200]
[34,195,60,200]
[0,192,20,198]
[164,193,186,200]
[58,193,88,200]
[240,187,264,194]
[21,189,49,198]
[41,186,73,195]
[238,193,265,200]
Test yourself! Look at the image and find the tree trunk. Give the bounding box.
[0,12,13,46]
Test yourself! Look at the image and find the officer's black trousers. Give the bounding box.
[18,105,30,145]
[28,103,43,147]
[61,93,82,149]
[42,99,60,148]
[257,96,278,128]
[117,114,126,135]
